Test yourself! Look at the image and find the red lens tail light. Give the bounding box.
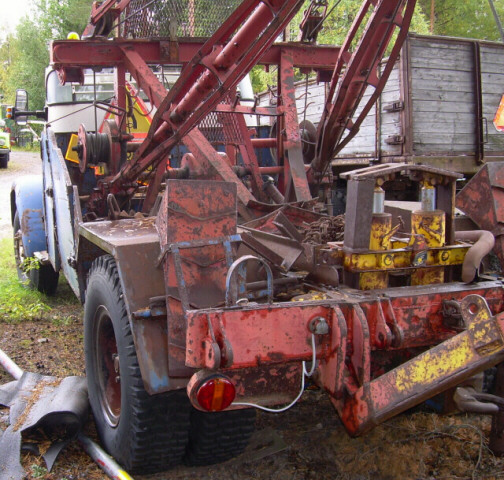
[196,375,236,411]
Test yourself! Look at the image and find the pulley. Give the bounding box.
[74,124,111,173]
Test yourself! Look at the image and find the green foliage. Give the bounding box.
[21,255,41,273]
[251,0,431,93]
[12,142,41,153]
[30,464,48,478]
[0,237,79,323]
[34,0,92,39]
[0,0,92,109]
[418,0,504,40]
[5,18,49,109]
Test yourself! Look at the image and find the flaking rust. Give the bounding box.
[11,0,504,471]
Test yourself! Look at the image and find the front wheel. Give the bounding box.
[0,153,8,168]
[84,255,191,474]
[13,211,59,295]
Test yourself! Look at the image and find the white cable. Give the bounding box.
[232,334,317,413]
[304,333,317,377]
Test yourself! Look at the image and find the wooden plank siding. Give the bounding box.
[480,44,504,155]
[255,34,504,174]
[379,63,403,157]
[409,37,477,155]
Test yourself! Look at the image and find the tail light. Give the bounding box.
[192,374,236,412]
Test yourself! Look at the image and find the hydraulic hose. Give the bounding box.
[455,230,495,283]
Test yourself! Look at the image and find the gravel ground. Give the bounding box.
[0,150,41,240]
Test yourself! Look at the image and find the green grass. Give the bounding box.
[0,237,81,323]
[11,143,40,153]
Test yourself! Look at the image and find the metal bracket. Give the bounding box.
[462,294,504,356]
[385,135,404,145]
[225,255,274,307]
[383,100,404,112]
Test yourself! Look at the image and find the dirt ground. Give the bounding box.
[2,317,504,480]
[0,150,42,238]
[2,152,504,479]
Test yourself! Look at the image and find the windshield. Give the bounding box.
[46,69,115,105]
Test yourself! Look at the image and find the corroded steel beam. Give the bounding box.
[51,39,340,72]
[313,0,417,174]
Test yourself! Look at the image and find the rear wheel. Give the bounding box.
[13,211,59,295]
[184,408,256,465]
[84,255,191,473]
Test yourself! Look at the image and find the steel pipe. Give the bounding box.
[0,347,23,380]
[251,137,277,149]
[78,434,134,480]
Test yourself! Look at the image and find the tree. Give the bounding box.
[34,0,92,39]
[418,0,504,41]
[0,0,92,109]
[5,18,49,109]
[250,0,431,93]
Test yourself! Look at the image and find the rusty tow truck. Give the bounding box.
[9,0,504,473]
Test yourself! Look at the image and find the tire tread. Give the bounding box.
[184,408,256,466]
[86,255,191,474]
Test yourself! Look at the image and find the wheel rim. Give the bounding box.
[94,305,121,427]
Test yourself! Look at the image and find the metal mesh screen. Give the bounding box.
[122,0,241,38]
[197,93,245,146]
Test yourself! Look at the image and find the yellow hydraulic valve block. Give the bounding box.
[411,208,446,285]
[359,186,393,290]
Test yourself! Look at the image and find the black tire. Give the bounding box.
[184,408,256,466]
[13,211,59,295]
[84,255,191,473]
[0,153,8,168]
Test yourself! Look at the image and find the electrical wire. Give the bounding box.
[232,334,317,413]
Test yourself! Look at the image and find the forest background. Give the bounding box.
[0,0,503,111]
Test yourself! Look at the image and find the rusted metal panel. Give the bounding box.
[278,51,311,202]
[370,282,504,349]
[336,295,504,436]
[227,364,303,406]
[77,218,163,311]
[186,304,331,369]
[156,180,237,377]
[456,162,504,266]
[78,216,173,394]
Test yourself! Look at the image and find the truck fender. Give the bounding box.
[10,175,48,257]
